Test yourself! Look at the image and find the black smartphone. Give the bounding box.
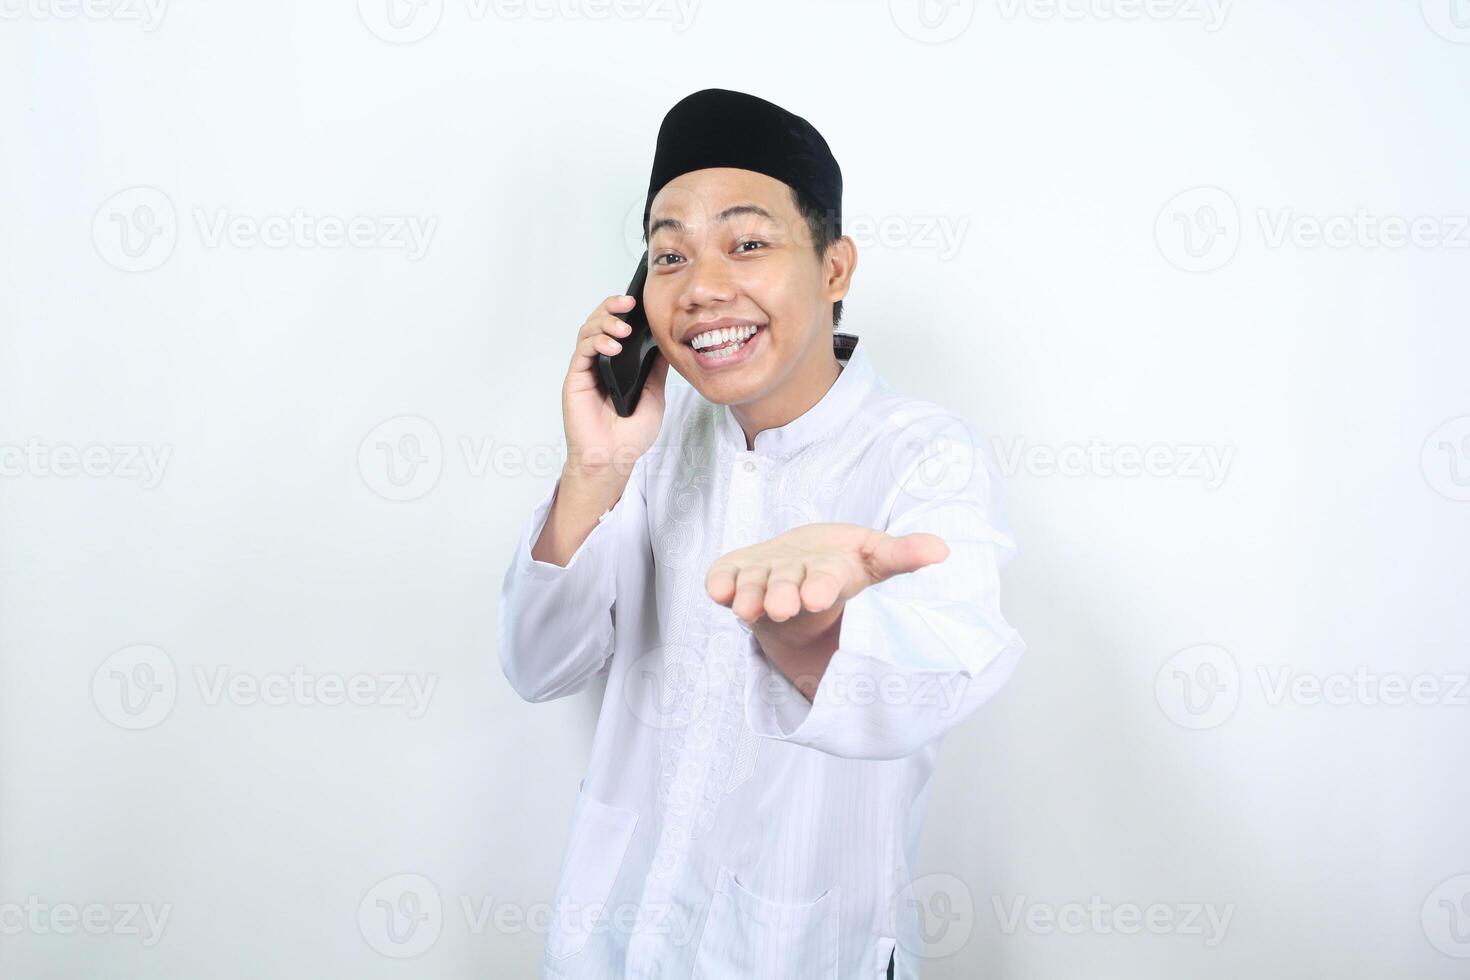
[596,250,661,418]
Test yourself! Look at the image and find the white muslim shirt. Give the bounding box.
[497,331,1027,979]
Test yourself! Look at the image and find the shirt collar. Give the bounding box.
[717,332,876,457]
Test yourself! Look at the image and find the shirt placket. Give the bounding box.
[625,450,765,979]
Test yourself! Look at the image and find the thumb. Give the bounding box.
[869,532,950,581]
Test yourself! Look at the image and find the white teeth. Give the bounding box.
[690,324,759,350]
[704,339,746,359]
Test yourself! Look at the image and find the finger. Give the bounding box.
[762,562,804,623]
[798,558,844,613]
[600,294,636,316]
[570,328,625,378]
[578,311,635,345]
[573,313,627,358]
[569,299,637,374]
[732,563,771,624]
[705,559,739,606]
[870,532,950,581]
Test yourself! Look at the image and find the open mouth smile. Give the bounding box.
[686,322,765,368]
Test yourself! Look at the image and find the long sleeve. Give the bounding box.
[496,458,645,703]
[740,415,1027,760]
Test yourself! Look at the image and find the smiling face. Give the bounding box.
[643,168,855,417]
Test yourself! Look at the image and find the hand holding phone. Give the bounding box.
[596,251,662,418]
[559,252,670,490]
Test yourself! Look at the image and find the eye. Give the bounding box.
[735,240,767,254]
[651,251,684,267]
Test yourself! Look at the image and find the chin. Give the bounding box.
[684,368,763,406]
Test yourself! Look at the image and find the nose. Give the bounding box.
[677,250,736,311]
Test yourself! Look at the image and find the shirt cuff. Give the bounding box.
[741,626,816,736]
[739,591,887,747]
[739,584,1024,759]
[520,475,619,582]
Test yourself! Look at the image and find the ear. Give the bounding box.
[824,235,857,305]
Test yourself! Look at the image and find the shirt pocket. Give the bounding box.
[545,783,639,961]
[692,865,841,980]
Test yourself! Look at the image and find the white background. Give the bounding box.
[2,1,1468,977]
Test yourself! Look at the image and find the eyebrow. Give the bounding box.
[647,203,776,239]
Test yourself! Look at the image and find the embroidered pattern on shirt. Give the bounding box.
[647,403,760,882]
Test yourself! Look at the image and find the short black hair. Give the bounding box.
[787,184,843,328]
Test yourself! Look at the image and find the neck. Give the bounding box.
[731,339,842,452]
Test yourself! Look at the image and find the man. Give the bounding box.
[498,88,1026,979]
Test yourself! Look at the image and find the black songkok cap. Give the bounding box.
[643,88,842,241]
